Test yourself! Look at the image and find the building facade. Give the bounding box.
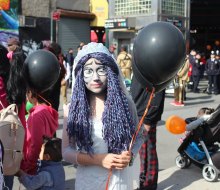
[107,0,190,54]
[18,0,95,55]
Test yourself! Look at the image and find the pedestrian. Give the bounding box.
[191,52,203,93]
[65,48,75,88]
[20,88,58,175]
[6,37,21,60]
[0,44,26,190]
[117,45,132,79]
[60,54,70,105]
[109,44,117,59]
[62,42,144,190]
[17,136,65,190]
[171,55,189,106]
[77,42,85,52]
[131,76,165,190]
[206,51,220,95]
[188,49,197,91]
[45,42,66,111]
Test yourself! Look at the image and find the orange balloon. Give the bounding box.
[166,115,186,134]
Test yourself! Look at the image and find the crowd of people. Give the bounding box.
[170,42,220,107]
[0,38,165,190]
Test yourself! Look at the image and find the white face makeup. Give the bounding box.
[83,58,107,94]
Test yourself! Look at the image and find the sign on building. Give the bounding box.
[105,18,128,29]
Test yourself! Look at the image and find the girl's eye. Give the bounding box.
[83,68,93,77]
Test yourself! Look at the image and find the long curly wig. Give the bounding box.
[67,52,136,154]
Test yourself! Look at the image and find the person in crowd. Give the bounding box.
[205,44,212,59]
[17,136,65,190]
[131,76,165,190]
[171,55,190,106]
[65,48,75,88]
[109,44,117,59]
[61,54,70,104]
[206,50,220,95]
[186,107,215,132]
[20,88,58,175]
[77,42,85,52]
[215,51,220,92]
[188,49,197,91]
[45,42,66,111]
[6,37,21,59]
[179,107,215,143]
[213,40,220,52]
[62,42,144,190]
[191,52,203,93]
[117,45,132,79]
[0,44,26,190]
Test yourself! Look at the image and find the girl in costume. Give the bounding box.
[62,42,144,190]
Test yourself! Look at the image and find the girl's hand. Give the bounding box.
[98,151,131,170]
[114,151,131,169]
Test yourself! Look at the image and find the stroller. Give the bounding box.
[176,105,220,182]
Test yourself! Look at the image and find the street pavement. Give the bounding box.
[13,79,220,189]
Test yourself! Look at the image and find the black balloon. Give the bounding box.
[25,50,60,92]
[133,21,186,92]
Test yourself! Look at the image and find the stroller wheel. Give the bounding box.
[175,155,189,169]
[202,164,219,182]
[186,158,191,167]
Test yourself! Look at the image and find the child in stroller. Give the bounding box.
[176,105,220,182]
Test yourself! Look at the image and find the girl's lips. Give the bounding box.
[91,83,102,87]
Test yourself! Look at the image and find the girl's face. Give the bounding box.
[83,58,107,94]
[26,90,34,104]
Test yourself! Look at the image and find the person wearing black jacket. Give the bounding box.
[206,51,220,94]
[191,53,204,93]
[131,76,165,190]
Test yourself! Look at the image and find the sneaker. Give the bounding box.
[170,101,184,107]
[170,101,178,106]
[176,102,185,107]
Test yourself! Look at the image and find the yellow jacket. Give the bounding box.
[117,51,132,70]
[177,57,190,82]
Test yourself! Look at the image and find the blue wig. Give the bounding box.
[67,52,135,154]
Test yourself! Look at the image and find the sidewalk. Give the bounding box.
[158,165,220,190]
[13,161,220,190]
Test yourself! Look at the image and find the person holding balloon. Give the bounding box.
[20,50,60,175]
[129,21,186,190]
[62,42,144,190]
[131,78,165,190]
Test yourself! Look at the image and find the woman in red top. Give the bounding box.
[0,44,26,189]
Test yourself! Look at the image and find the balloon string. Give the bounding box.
[37,94,52,107]
[105,169,112,190]
[129,87,155,151]
[105,87,155,190]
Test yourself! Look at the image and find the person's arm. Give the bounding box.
[24,113,46,173]
[143,90,165,126]
[19,171,53,189]
[64,62,71,81]
[62,104,131,170]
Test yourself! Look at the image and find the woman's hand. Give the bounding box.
[98,151,131,170]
